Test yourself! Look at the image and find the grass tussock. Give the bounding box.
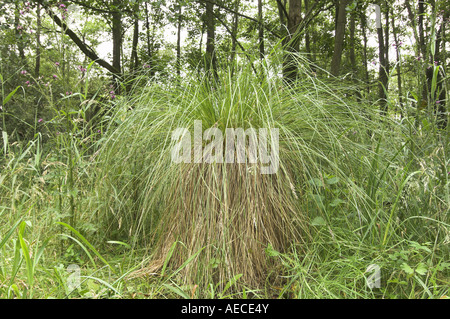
[94,62,381,291]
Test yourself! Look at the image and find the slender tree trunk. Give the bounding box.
[349,11,362,101]
[145,2,152,71]
[417,0,426,59]
[287,0,302,52]
[405,0,430,120]
[276,0,287,29]
[35,3,41,77]
[384,4,390,77]
[377,3,388,115]
[349,11,357,77]
[230,0,240,75]
[258,0,264,60]
[330,0,350,76]
[205,0,217,76]
[197,21,206,77]
[304,0,312,63]
[361,11,370,95]
[404,0,420,58]
[144,2,158,77]
[391,15,403,117]
[199,21,205,55]
[283,0,302,81]
[176,5,182,78]
[231,0,239,57]
[130,5,139,73]
[112,0,122,79]
[431,9,449,128]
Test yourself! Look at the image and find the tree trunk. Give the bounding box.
[417,0,426,59]
[283,0,302,81]
[405,0,426,118]
[35,3,41,77]
[430,9,449,128]
[377,3,388,115]
[145,2,151,70]
[304,0,313,64]
[112,1,122,78]
[176,5,182,78]
[404,0,420,58]
[230,0,240,75]
[391,15,403,116]
[349,11,357,77]
[384,3,390,78]
[258,0,264,60]
[349,11,362,101]
[330,0,350,76]
[276,0,287,31]
[361,11,370,95]
[130,5,139,73]
[205,0,217,76]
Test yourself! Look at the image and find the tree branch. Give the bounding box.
[200,1,258,76]
[67,0,133,15]
[275,0,289,23]
[38,1,119,75]
[200,0,282,39]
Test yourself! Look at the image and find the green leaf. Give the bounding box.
[18,221,34,289]
[58,234,96,270]
[0,218,22,250]
[161,241,177,277]
[330,198,345,207]
[311,216,327,226]
[220,274,242,298]
[265,243,280,257]
[10,284,21,298]
[430,66,439,100]
[162,283,190,299]
[106,240,131,249]
[167,246,204,280]
[82,275,122,296]
[388,253,398,261]
[400,262,414,275]
[87,279,100,291]
[437,262,450,271]
[309,178,324,188]
[387,279,407,285]
[56,222,114,274]
[326,176,340,185]
[415,263,428,276]
[409,241,432,253]
[209,257,220,269]
[3,86,21,105]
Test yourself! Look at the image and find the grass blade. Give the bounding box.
[57,222,114,274]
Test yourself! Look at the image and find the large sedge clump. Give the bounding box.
[94,61,375,290]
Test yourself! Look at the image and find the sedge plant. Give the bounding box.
[93,53,382,292]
